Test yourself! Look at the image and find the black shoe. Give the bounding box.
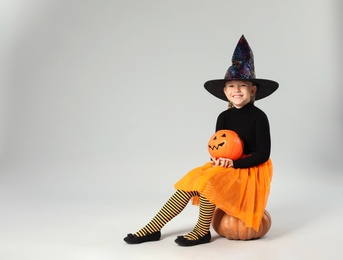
[175,231,211,247]
[124,231,161,244]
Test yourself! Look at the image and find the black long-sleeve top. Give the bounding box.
[215,103,271,168]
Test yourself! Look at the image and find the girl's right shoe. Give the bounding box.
[123,231,161,244]
[174,231,211,246]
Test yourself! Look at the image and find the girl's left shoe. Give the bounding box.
[174,231,211,246]
[123,231,161,244]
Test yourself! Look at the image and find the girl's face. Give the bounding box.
[224,80,256,108]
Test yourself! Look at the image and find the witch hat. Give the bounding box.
[204,35,278,101]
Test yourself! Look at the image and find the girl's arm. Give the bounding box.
[233,114,271,168]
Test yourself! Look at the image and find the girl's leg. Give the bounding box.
[124,189,197,244]
[175,195,216,246]
[135,189,198,236]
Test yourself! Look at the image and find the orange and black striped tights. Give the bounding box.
[135,190,216,240]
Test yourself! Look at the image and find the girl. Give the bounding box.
[124,35,278,246]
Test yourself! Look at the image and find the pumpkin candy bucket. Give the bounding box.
[207,130,243,160]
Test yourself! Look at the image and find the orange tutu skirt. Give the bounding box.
[174,159,273,231]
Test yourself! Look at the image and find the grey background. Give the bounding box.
[1,0,343,259]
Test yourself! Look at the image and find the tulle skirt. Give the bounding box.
[174,159,273,231]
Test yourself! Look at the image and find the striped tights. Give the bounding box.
[135,190,216,240]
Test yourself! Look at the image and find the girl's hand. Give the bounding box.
[211,156,219,166]
[211,157,233,168]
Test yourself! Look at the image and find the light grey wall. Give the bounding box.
[1,0,342,198]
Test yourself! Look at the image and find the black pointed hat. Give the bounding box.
[204,35,278,101]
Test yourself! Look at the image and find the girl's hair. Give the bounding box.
[228,101,234,109]
[227,84,257,110]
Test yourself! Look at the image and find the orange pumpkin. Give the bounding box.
[208,130,243,160]
[212,208,272,240]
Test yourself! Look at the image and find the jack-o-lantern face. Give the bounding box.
[208,130,243,160]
